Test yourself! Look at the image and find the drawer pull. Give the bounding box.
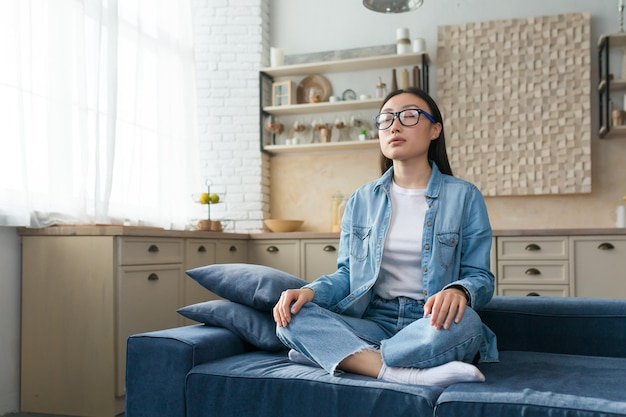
[229,245,237,252]
[323,245,337,252]
[147,273,159,281]
[525,268,541,276]
[198,245,207,253]
[148,244,160,253]
[597,242,615,250]
[526,292,540,296]
[267,246,279,253]
[524,243,541,251]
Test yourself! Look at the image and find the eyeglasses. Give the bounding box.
[374,109,437,130]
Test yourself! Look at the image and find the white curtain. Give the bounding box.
[0,0,201,229]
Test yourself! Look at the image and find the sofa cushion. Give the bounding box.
[435,350,626,417]
[185,263,307,311]
[185,351,443,417]
[177,300,285,351]
[479,296,626,358]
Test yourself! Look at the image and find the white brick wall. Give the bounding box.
[191,0,270,233]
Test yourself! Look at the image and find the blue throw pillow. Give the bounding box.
[185,263,308,311]
[177,300,286,351]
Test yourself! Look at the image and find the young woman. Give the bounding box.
[273,88,498,387]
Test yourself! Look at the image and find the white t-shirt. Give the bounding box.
[374,180,428,300]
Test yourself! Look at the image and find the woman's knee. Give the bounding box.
[275,303,319,344]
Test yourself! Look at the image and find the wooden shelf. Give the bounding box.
[260,52,429,78]
[598,32,626,48]
[264,98,381,116]
[599,125,626,138]
[598,79,626,92]
[259,50,429,152]
[264,139,379,154]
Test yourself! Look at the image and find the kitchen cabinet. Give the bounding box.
[571,236,626,298]
[18,227,249,417]
[248,239,301,277]
[248,237,340,281]
[300,239,339,282]
[598,32,626,137]
[183,239,248,323]
[496,236,571,297]
[21,235,185,417]
[259,52,430,154]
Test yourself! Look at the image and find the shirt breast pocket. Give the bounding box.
[436,232,459,270]
[350,225,371,262]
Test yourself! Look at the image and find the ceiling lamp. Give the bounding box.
[363,0,424,13]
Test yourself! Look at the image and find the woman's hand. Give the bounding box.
[423,287,468,330]
[273,288,315,327]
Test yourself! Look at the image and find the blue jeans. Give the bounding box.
[276,295,484,375]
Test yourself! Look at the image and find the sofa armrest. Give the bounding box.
[478,296,626,358]
[125,324,248,417]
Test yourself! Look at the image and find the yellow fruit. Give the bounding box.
[199,193,210,204]
[209,193,220,204]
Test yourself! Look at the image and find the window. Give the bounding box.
[0,0,200,229]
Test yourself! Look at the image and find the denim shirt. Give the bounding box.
[305,162,499,362]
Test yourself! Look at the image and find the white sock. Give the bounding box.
[377,361,485,387]
[288,349,321,368]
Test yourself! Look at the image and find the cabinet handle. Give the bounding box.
[198,245,207,253]
[525,268,541,276]
[147,273,159,281]
[229,245,237,252]
[597,242,615,250]
[524,243,541,251]
[267,246,279,253]
[526,292,540,296]
[148,244,160,253]
[323,245,337,252]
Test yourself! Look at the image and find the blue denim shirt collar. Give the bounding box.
[373,161,443,200]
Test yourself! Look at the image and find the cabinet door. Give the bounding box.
[572,236,626,298]
[217,240,248,263]
[117,264,183,397]
[248,240,300,277]
[300,239,339,282]
[184,240,218,306]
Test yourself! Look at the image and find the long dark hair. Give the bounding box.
[378,87,453,176]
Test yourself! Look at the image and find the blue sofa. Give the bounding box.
[126,296,626,417]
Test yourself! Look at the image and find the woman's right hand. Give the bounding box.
[273,288,315,327]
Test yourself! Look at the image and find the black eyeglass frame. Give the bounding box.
[374,108,437,130]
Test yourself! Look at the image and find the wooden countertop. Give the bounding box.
[16,225,249,239]
[492,228,626,236]
[17,225,626,238]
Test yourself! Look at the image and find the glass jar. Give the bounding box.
[331,192,347,232]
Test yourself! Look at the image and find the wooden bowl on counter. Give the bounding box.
[263,219,304,233]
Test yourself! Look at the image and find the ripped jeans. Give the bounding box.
[275,295,483,376]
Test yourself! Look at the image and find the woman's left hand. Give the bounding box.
[423,287,467,330]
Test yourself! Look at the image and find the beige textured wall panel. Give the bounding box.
[436,13,592,196]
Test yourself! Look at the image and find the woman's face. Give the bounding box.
[377,93,441,164]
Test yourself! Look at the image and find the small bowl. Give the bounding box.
[263,219,304,233]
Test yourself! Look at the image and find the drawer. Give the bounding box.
[497,236,568,260]
[248,240,300,277]
[186,240,217,269]
[497,285,569,297]
[300,239,339,282]
[118,237,183,265]
[498,261,568,285]
[217,240,248,263]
